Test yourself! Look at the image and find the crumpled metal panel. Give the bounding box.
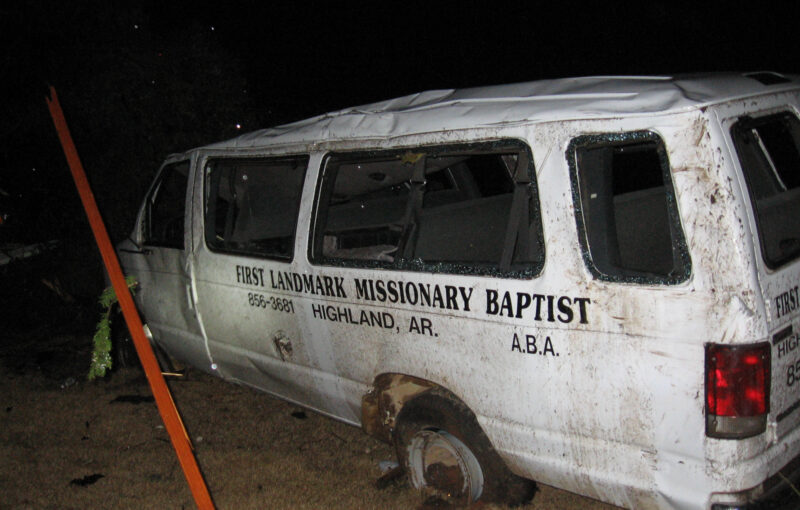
[206,73,800,150]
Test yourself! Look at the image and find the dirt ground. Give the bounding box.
[0,331,617,510]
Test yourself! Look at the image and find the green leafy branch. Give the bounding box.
[89,276,137,380]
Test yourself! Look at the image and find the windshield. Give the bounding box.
[732,112,800,268]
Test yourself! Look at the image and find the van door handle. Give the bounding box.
[273,331,292,361]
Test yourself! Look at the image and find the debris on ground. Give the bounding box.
[69,473,104,487]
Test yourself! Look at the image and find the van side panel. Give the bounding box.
[185,116,764,509]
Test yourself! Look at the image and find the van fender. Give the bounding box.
[361,373,435,443]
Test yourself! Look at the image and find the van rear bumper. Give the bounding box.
[712,454,800,509]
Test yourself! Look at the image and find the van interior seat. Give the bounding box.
[231,190,298,242]
[612,186,673,275]
[414,194,513,263]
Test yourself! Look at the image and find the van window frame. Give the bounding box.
[202,154,309,262]
[567,130,692,285]
[142,159,190,250]
[731,111,800,270]
[308,139,545,279]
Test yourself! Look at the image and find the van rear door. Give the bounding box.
[730,111,800,438]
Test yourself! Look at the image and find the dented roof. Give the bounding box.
[206,72,800,149]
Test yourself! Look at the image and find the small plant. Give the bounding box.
[89,276,137,380]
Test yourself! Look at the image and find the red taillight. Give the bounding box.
[706,342,770,439]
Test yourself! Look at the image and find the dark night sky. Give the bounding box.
[189,2,797,118]
[1,1,798,250]
[167,2,796,120]
[5,2,799,148]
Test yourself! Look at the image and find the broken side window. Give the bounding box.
[144,160,189,249]
[204,156,308,260]
[569,133,690,284]
[311,141,544,277]
[732,112,800,268]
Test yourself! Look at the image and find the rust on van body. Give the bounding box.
[362,373,435,442]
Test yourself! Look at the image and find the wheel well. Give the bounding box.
[390,385,537,505]
[361,373,437,443]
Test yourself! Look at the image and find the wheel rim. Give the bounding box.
[406,428,484,502]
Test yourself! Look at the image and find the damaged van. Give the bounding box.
[118,72,800,509]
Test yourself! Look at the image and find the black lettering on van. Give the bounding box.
[487,290,591,324]
[511,333,560,357]
[500,292,514,317]
[302,274,315,294]
[311,303,393,329]
[269,269,286,290]
[546,295,555,322]
[777,335,799,359]
[516,293,532,318]
[384,280,397,303]
[532,294,546,321]
[445,286,458,310]
[418,284,431,308]
[431,285,445,309]
[510,334,537,353]
[573,297,591,324]
[775,285,800,319]
[269,270,348,298]
[323,276,335,296]
[459,287,473,312]
[235,265,265,287]
[355,278,374,301]
[526,334,537,354]
[542,336,557,356]
[353,278,474,312]
[511,333,522,352]
[487,289,499,315]
[775,328,799,360]
[409,316,436,336]
[557,296,573,323]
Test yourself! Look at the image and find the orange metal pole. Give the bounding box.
[46,87,215,510]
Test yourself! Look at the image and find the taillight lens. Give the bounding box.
[706,342,770,439]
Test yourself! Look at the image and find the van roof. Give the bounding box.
[206,72,800,150]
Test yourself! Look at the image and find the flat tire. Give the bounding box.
[393,387,536,506]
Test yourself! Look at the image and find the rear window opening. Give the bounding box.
[732,112,800,268]
[569,132,690,284]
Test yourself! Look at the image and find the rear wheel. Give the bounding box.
[393,387,536,506]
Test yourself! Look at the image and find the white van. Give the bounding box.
[118,72,800,509]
